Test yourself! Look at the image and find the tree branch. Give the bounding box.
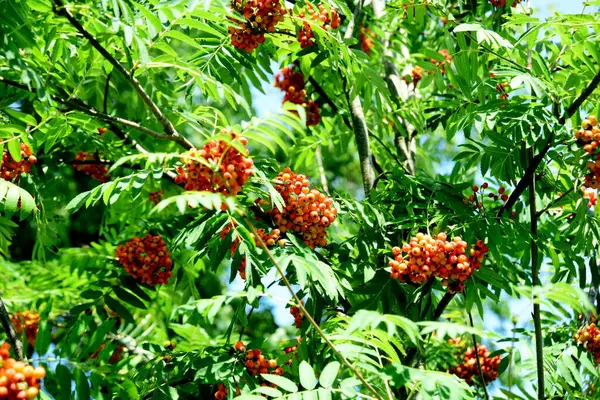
[51,0,193,149]
[468,311,489,400]
[341,0,375,195]
[498,67,600,217]
[0,77,192,150]
[528,149,545,400]
[0,297,24,361]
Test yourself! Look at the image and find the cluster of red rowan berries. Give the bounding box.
[228,0,287,53]
[389,232,488,293]
[359,24,375,55]
[267,167,337,249]
[575,320,600,363]
[403,66,424,86]
[289,300,304,328]
[214,383,228,400]
[573,116,600,189]
[583,188,597,209]
[274,66,321,126]
[10,311,40,347]
[1,143,37,183]
[220,223,282,279]
[232,341,284,391]
[490,0,521,7]
[72,152,110,182]
[90,343,125,364]
[447,339,502,385]
[149,191,164,205]
[0,342,46,399]
[297,3,341,48]
[496,82,509,100]
[115,234,173,286]
[431,49,452,75]
[175,131,254,196]
[464,183,510,209]
[283,338,300,365]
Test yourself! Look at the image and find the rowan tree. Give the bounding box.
[1,0,600,399]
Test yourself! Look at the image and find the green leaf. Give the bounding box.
[260,374,299,393]
[299,361,317,390]
[113,286,147,309]
[318,362,340,388]
[104,295,135,324]
[7,139,21,162]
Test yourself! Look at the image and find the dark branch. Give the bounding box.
[51,0,193,148]
[0,297,24,361]
[498,67,600,217]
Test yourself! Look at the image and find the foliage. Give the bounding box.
[2,0,600,399]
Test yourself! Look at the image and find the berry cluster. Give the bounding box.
[584,188,597,209]
[496,82,509,100]
[274,66,321,126]
[490,0,521,7]
[115,234,173,286]
[175,131,254,196]
[267,167,337,249]
[229,0,287,53]
[97,127,108,135]
[297,3,341,48]
[448,339,502,385]
[0,342,46,400]
[220,223,281,280]
[283,338,300,365]
[463,183,510,209]
[10,311,40,347]
[403,66,424,86]
[244,348,284,377]
[573,116,600,189]
[430,49,452,75]
[389,232,488,293]
[149,191,164,205]
[72,152,110,182]
[359,25,375,55]
[90,343,125,364]
[1,143,37,183]
[214,383,228,400]
[290,300,304,328]
[575,320,600,363]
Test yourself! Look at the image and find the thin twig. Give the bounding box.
[467,311,489,400]
[52,0,193,149]
[242,215,385,400]
[528,149,545,400]
[498,67,600,217]
[0,297,24,361]
[0,77,192,150]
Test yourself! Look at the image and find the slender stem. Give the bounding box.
[51,0,193,149]
[467,311,489,400]
[242,215,385,400]
[103,71,112,114]
[0,297,24,361]
[528,149,545,399]
[315,145,330,193]
[499,66,600,217]
[0,77,192,150]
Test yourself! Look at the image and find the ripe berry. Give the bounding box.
[0,342,45,400]
[472,185,479,192]
[235,341,246,352]
[482,182,489,189]
[489,0,521,6]
[297,3,341,48]
[97,127,108,135]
